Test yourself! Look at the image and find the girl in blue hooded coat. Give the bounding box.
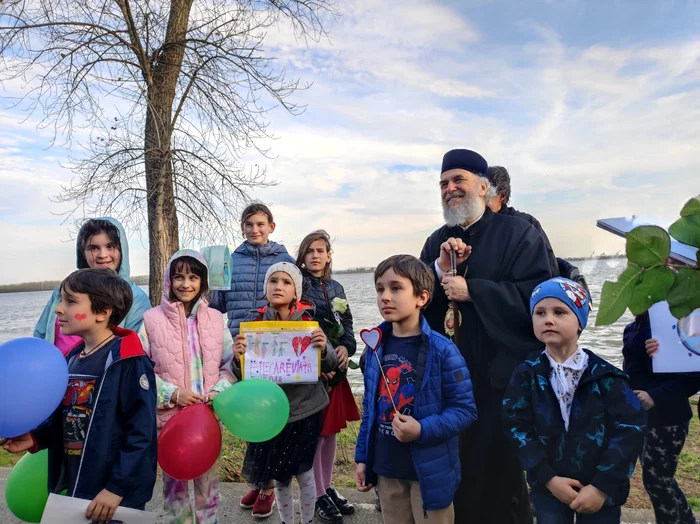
[504,278,646,523]
[34,217,151,355]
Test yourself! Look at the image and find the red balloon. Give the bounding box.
[158,403,222,480]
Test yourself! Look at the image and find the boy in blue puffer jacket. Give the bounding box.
[210,202,294,338]
[355,255,477,523]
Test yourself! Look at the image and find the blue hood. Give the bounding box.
[76,217,133,280]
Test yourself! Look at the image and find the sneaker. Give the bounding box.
[315,494,343,523]
[326,488,355,515]
[240,488,260,509]
[252,490,275,518]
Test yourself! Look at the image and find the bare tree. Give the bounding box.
[0,0,334,303]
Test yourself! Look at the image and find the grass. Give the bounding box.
[3,398,700,509]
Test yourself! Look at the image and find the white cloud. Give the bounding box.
[0,0,698,283]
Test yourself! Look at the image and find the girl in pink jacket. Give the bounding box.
[139,249,236,524]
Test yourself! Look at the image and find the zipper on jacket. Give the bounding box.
[72,354,140,497]
[321,282,333,322]
[253,247,260,311]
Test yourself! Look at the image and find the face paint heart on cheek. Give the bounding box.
[74,313,88,321]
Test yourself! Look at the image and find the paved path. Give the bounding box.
[0,467,692,523]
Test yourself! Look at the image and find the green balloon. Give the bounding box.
[213,379,290,442]
[5,449,49,523]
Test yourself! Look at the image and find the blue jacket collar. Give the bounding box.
[377,314,432,346]
[234,240,289,258]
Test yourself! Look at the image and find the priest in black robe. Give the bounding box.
[419,149,552,524]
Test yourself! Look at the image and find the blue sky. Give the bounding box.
[1,0,699,284]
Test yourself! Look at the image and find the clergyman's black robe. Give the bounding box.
[420,207,552,390]
[499,204,560,277]
[419,207,552,524]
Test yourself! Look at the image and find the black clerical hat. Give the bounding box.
[441,149,488,177]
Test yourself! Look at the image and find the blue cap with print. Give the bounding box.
[530,277,590,330]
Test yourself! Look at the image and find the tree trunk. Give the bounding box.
[143,0,194,305]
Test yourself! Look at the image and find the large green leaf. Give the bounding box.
[626,226,671,267]
[628,266,675,315]
[680,195,700,217]
[667,268,700,318]
[669,215,700,249]
[595,262,642,326]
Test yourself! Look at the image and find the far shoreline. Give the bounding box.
[0,256,625,294]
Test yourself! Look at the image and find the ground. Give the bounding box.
[2,398,700,511]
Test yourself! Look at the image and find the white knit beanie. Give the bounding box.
[264,262,303,300]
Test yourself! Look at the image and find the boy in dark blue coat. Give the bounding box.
[504,278,646,523]
[4,268,157,522]
[355,255,477,523]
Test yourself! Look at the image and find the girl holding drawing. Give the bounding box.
[138,250,236,524]
[622,312,700,524]
[235,262,339,524]
[296,230,360,523]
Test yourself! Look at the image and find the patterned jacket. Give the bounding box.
[503,349,646,506]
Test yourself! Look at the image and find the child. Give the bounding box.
[503,278,647,523]
[623,312,700,524]
[236,262,339,524]
[355,254,477,524]
[4,268,157,522]
[139,250,236,524]
[295,230,360,523]
[34,217,152,355]
[209,201,293,517]
[210,201,294,337]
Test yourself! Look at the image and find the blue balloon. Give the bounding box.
[0,338,69,438]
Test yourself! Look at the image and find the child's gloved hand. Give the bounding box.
[545,476,582,505]
[645,338,659,357]
[310,329,327,350]
[86,488,123,523]
[234,334,247,359]
[355,463,373,492]
[570,484,607,514]
[392,414,421,443]
[2,433,33,453]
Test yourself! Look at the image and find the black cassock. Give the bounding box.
[499,204,560,277]
[420,207,552,524]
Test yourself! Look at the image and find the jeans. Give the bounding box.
[532,493,621,524]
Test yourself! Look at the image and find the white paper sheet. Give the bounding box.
[40,493,158,524]
[649,302,700,373]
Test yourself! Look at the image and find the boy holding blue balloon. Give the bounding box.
[4,268,157,523]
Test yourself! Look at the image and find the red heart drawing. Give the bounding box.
[74,313,88,321]
[292,336,301,357]
[299,336,311,356]
[360,328,382,352]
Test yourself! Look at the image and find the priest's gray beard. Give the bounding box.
[442,187,482,227]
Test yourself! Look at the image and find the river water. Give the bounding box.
[0,258,631,393]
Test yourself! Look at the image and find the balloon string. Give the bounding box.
[373,350,399,415]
